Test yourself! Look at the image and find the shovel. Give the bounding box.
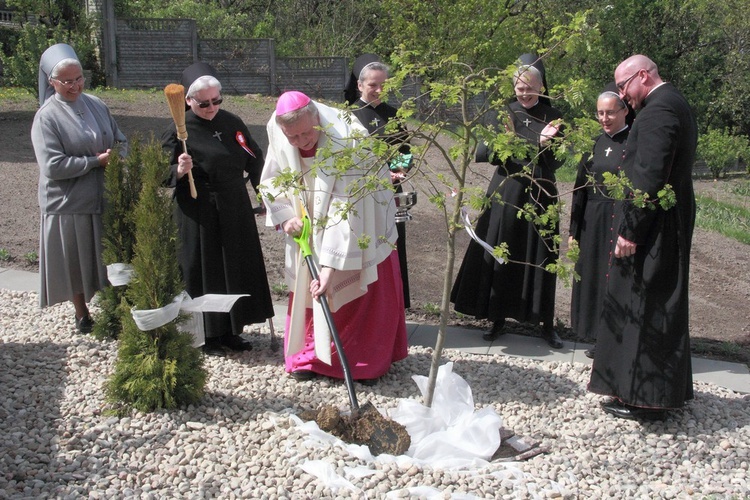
[293,214,359,411]
[292,214,411,456]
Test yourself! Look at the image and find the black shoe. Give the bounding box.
[542,329,564,349]
[221,335,253,352]
[203,343,227,357]
[483,320,506,341]
[290,370,317,381]
[356,378,378,386]
[601,400,667,421]
[75,314,94,334]
[584,347,595,359]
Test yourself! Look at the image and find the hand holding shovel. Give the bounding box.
[292,213,411,455]
[293,214,359,411]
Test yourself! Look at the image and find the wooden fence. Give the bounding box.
[113,18,348,100]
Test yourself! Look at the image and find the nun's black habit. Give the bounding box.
[451,53,563,331]
[348,54,413,308]
[569,83,631,343]
[161,63,274,346]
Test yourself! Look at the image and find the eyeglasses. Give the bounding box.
[191,96,223,108]
[52,75,85,88]
[616,70,640,92]
[596,109,624,119]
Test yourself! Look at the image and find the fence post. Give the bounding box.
[268,39,276,96]
[191,21,198,63]
[102,0,118,87]
[342,57,350,102]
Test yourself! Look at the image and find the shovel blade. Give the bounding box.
[352,401,411,456]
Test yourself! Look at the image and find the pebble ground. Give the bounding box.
[1,289,748,499]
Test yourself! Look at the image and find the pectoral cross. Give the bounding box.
[605,147,612,157]
[523,118,532,127]
[213,131,223,141]
[76,110,84,118]
[372,117,380,127]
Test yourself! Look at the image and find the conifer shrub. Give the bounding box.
[93,136,143,340]
[106,138,206,414]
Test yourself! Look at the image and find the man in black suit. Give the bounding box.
[588,55,698,420]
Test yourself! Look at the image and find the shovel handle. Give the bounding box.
[304,255,359,412]
[295,215,359,412]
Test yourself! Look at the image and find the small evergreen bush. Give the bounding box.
[106,138,206,414]
[93,137,143,340]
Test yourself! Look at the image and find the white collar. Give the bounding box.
[646,81,668,98]
[607,124,629,138]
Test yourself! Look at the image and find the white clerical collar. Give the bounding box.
[646,81,668,98]
[607,124,629,138]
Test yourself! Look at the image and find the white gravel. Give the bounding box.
[1,288,748,499]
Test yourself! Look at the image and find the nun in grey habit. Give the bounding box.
[30,43,128,332]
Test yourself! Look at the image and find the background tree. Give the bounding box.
[252,0,381,57]
[697,129,750,179]
[114,0,255,39]
[699,0,750,136]
[546,0,750,136]
[0,0,99,95]
[5,0,84,28]
[373,0,532,71]
[4,0,749,138]
[114,0,380,58]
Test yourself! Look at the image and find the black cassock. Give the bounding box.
[569,127,628,342]
[352,99,412,308]
[588,83,697,409]
[451,100,563,326]
[162,109,275,339]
